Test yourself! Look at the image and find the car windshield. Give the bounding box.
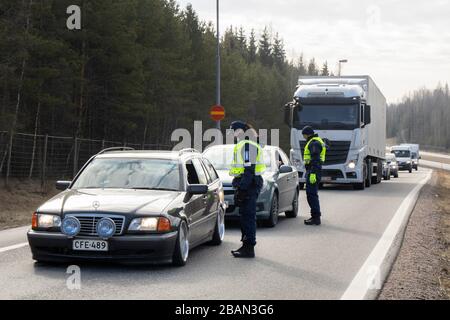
[72,158,181,191]
[386,154,396,162]
[203,145,273,171]
[392,150,410,158]
[295,104,359,130]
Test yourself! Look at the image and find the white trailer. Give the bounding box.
[284,76,387,190]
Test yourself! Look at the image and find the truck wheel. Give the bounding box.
[285,190,298,218]
[365,160,372,188]
[372,159,382,184]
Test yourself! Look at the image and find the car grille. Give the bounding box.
[66,214,125,236]
[301,140,351,165]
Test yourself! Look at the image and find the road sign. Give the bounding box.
[210,105,225,122]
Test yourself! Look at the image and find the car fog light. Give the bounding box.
[97,218,116,238]
[348,161,356,169]
[61,217,81,237]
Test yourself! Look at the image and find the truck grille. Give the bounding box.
[301,140,351,165]
[66,214,125,236]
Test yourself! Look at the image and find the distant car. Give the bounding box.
[401,144,420,171]
[27,148,226,266]
[386,153,399,178]
[391,146,413,173]
[382,160,391,180]
[203,145,299,228]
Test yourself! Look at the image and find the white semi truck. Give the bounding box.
[284,76,387,190]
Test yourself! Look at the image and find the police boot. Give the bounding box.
[304,217,321,226]
[232,243,255,258]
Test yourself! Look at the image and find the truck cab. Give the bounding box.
[284,76,387,190]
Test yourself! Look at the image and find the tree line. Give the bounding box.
[387,84,450,151]
[0,0,334,151]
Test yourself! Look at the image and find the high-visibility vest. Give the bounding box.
[304,137,326,164]
[229,140,266,177]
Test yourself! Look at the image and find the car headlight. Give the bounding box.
[347,160,356,169]
[32,213,61,229]
[61,216,81,237]
[406,161,411,164]
[128,217,172,232]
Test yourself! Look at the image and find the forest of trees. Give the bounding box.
[0,0,333,151]
[387,84,450,151]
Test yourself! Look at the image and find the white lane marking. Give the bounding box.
[421,159,450,171]
[341,169,433,300]
[0,242,29,253]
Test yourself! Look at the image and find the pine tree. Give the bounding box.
[321,61,330,76]
[258,27,272,67]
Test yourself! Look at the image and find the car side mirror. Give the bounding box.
[284,102,294,128]
[56,181,71,190]
[187,185,208,195]
[279,165,293,174]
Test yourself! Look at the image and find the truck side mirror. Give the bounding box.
[284,102,294,128]
[364,105,371,125]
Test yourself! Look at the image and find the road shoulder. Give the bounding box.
[378,170,450,300]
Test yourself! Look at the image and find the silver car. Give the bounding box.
[203,145,299,227]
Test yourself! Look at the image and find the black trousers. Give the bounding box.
[306,171,321,218]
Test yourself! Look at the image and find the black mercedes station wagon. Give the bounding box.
[27,148,226,266]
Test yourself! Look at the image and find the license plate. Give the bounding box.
[322,177,332,182]
[73,239,108,251]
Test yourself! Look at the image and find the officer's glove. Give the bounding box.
[309,173,317,185]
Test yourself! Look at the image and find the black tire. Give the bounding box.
[409,166,412,173]
[299,183,304,190]
[394,172,399,178]
[209,207,225,246]
[264,193,279,228]
[354,163,367,190]
[365,160,372,188]
[285,189,299,218]
[172,221,189,267]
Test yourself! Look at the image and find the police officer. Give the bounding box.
[229,121,266,258]
[302,126,326,226]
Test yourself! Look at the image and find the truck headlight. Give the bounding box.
[32,213,61,229]
[128,217,172,232]
[347,161,356,169]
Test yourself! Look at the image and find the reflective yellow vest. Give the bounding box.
[229,140,266,177]
[304,137,326,164]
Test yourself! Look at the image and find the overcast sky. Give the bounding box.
[176,0,450,103]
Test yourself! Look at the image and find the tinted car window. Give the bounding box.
[192,158,208,185]
[72,158,180,191]
[202,159,219,182]
[392,150,411,158]
[186,160,199,184]
[278,149,291,166]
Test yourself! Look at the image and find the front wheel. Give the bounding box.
[285,190,299,218]
[264,193,279,228]
[209,207,225,245]
[172,221,189,267]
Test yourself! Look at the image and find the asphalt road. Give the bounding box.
[0,168,431,300]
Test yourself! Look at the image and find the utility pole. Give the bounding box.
[216,0,221,130]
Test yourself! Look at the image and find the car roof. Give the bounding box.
[95,150,202,161]
[391,146,410,151]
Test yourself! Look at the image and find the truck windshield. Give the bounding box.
[295,104,359,130]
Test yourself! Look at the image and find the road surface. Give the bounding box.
[0,168,431,299]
